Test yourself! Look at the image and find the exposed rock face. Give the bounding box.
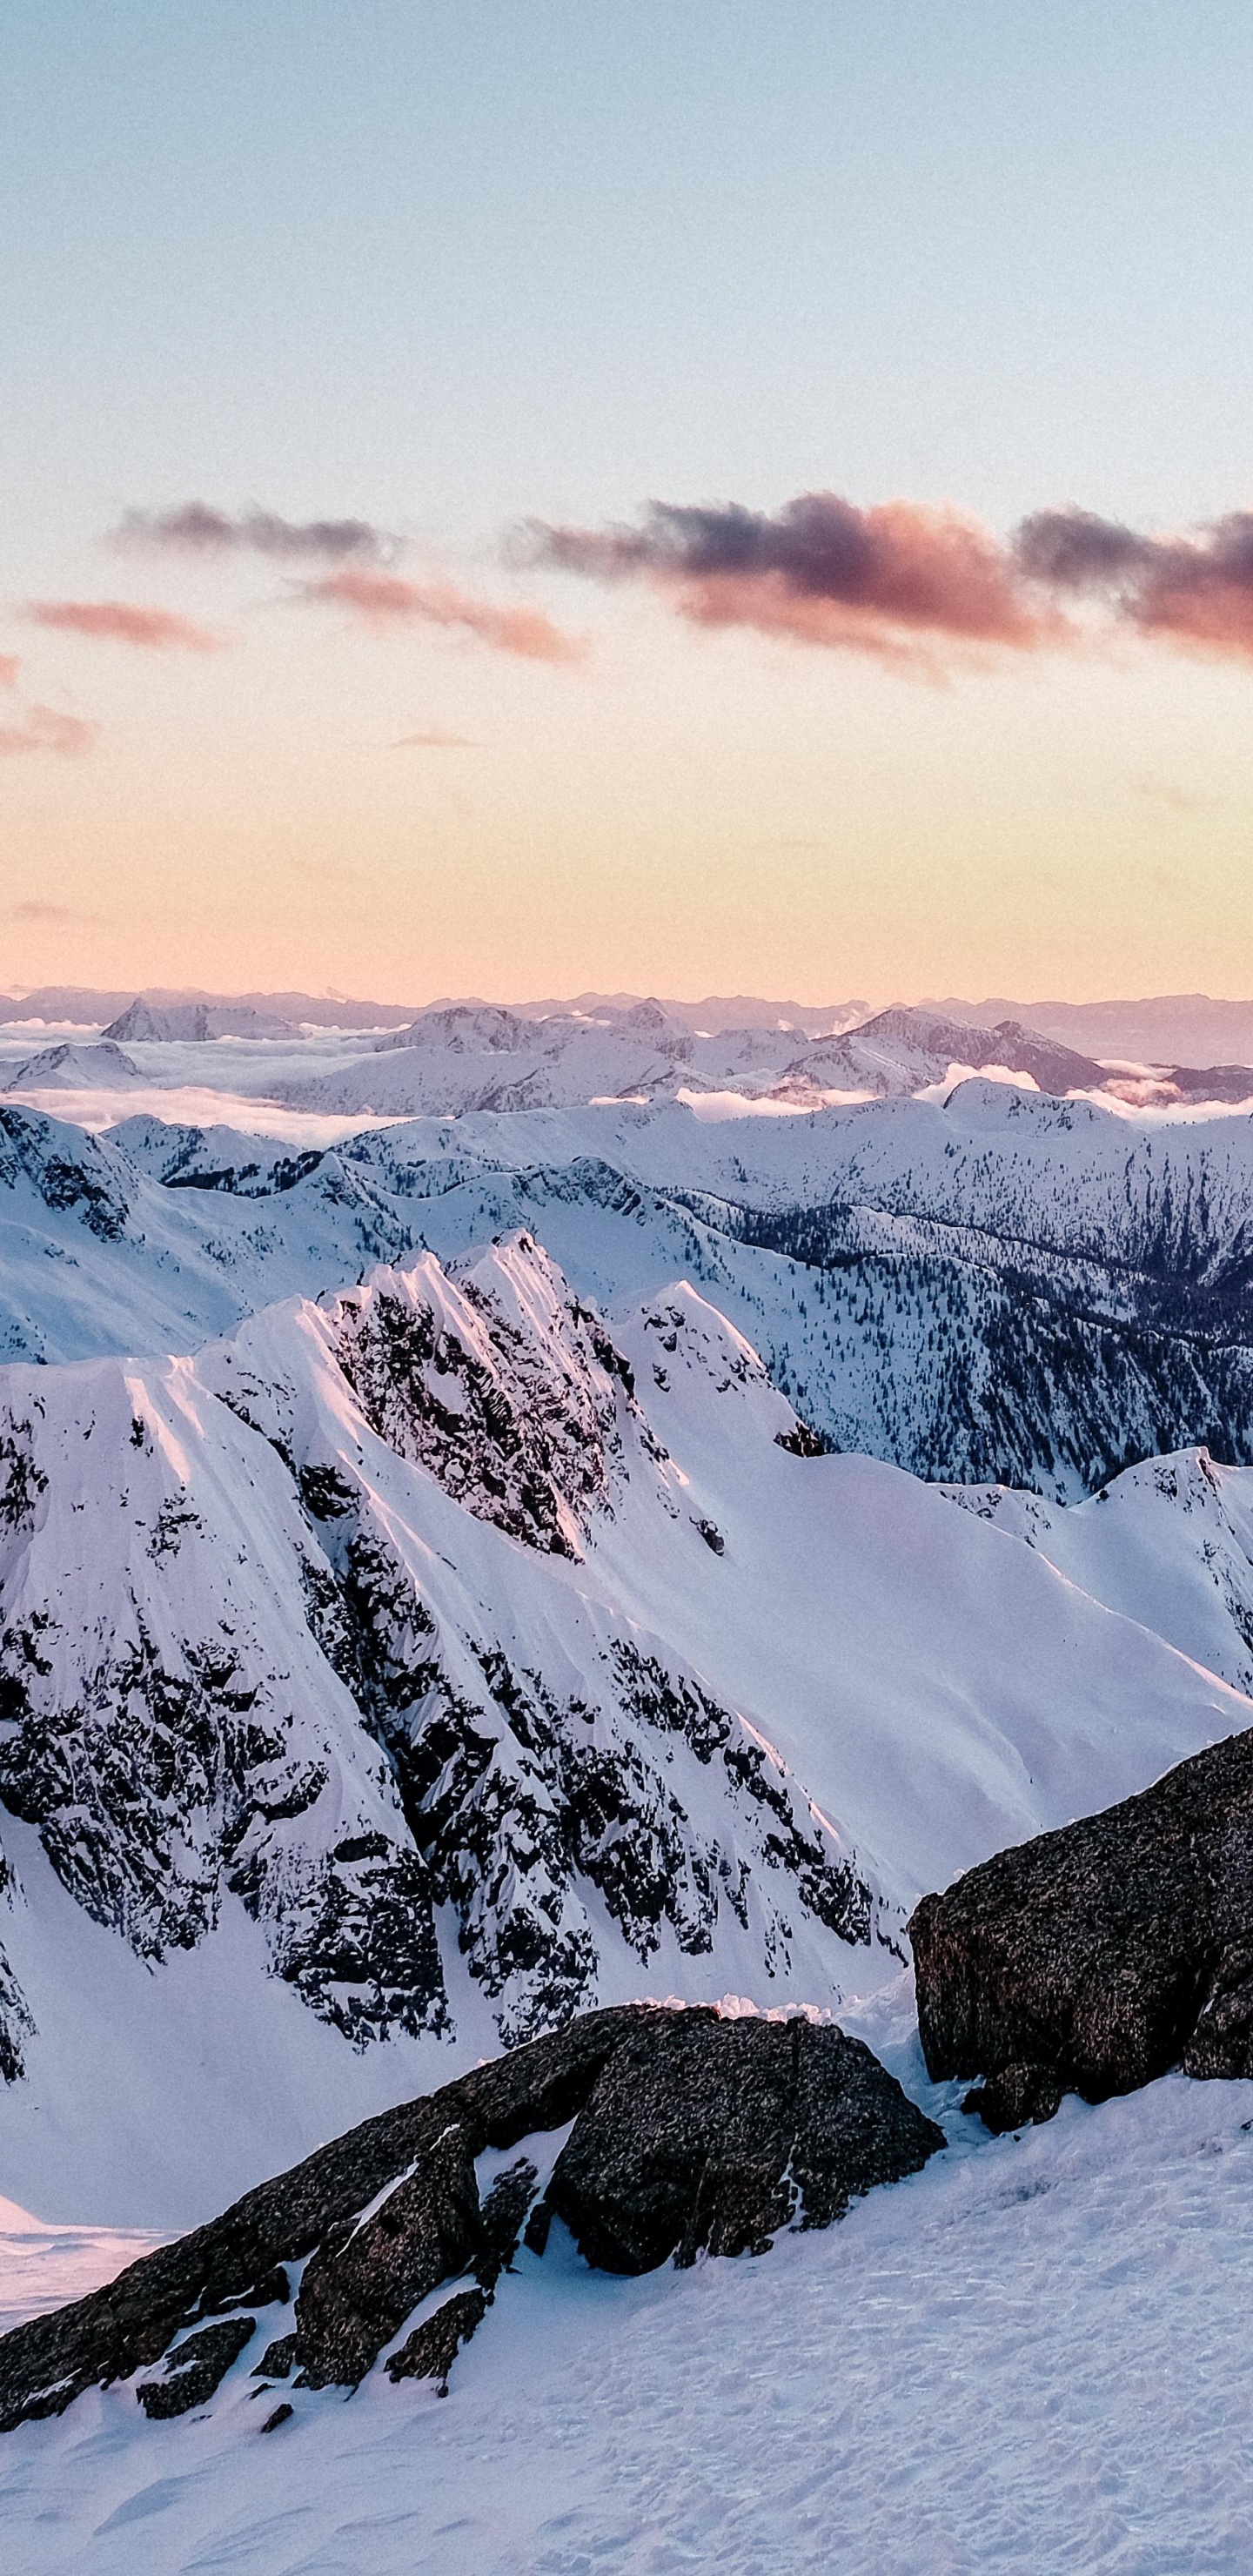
[546,2010,943,2273]
[294,2121,482,2389]
[327,1241,631,1559]
[0,2007,640,2432]
[0,2003,942,2432]
[386,2289,486,2390]
[909,1725,1253,2130]
[0,1244,885,2069]
[137,2317,255,2418]
[0,1106,131,1244]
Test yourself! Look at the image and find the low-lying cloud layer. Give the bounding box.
[525,491,1253,671]
[25,600,224,653]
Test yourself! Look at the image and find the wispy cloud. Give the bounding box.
[0,704,97,757]
[520,493,1058,670]
[1015,507,1253,661]
[392,725,480,748]
[113,503,398,565]
[24,599,225,653]
[2,898,102,925]
[1132,773,1218,812]
[0,654,18,690]
[302,567,586,664]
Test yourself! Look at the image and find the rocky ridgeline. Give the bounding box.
[0,2004,942,2432]
[910,1721,1253,2131]
[0,1237,882,2071]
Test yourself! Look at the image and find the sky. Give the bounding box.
[3,0,1253,1007]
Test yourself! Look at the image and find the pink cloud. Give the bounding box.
[392,725,480,748]
[3,899,101,925]
[0,654,18,690]
[24,599,225,653]
[528,486,1253,674]
[303,567,586,665]
[0,704,97,757]
[1015,508,1253,664]
[114,503,397,564]
[524,493,1062,670]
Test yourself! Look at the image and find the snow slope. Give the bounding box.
[3,2058,1253,2575]
[944,1445,1253,1696]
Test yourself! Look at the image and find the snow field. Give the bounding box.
[3,2066,1253,2573]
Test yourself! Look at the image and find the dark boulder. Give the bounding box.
[476,2157,539,2291]
[0,2002,646,2432]
[254,2333,297,2380]
[546,2009,943,2273]
[909,1724,1253,2127]
[0,2000,942,2431]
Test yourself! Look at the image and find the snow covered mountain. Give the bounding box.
[1,1226,1250,2222]
[7,1032,1253,2576]
[0,1238,891,2215]
[101,1002,298,1043]
[8,1082,1253,1496]
[258,1000,1112,1116]
[7,1043,141,1092]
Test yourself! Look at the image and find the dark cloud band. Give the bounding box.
[522,492,1056,667]
[525,490,1253,669]
[1015,506,1253,656]
[113,505,398,565]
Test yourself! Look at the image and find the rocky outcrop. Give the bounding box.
[294,2121,482,2389]
[0,2003,942,2432]
[326,1239,634,1558]
[909,1724,1253,2130]
[546,2009,942,2272]
[137,2316,255,2418]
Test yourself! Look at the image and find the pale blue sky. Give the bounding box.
[4,2,1251,553]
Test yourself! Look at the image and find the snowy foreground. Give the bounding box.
[2,2034,1252,2575]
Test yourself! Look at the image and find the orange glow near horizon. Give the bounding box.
[4,512,1253,1010]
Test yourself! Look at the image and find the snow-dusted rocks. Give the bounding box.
[0,2002,941,2431]
[325,1238,636,1556]
[910,1722,1253,2130]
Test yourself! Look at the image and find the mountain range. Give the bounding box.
[7,1077,1253,1495]
[10,984,1253,1066]
[5,989,1253,2576]
[4,1017,1253,2210]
